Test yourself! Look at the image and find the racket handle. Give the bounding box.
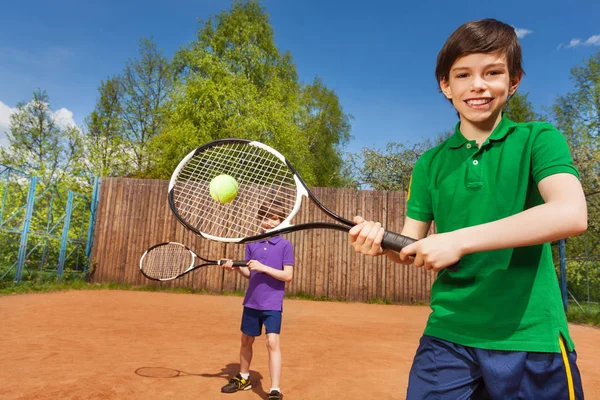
[232,260,248,267]
[217,260,248,267]
[381,231,459,272]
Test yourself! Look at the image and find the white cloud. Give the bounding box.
[0,101,17,147]
[513,27,533,39]
[53,107,78,130]
[583,35,600,46]
[560,34,600,49]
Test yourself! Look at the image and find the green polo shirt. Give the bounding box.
[406,115,579,353]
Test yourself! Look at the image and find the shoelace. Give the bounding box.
[231,376,246,387]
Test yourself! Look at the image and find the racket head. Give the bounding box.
[168,139,307,243]
[140,242,200,281]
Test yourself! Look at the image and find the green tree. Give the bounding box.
[346,142,432,191]
[298,78,352,187]
[0,90,81,186]
[504,92,543,122]
[81,38,172,180]
[77,77,128,181]
[552,50,600,194]
[149,0,350,186]
[551,50,600,259]
[120,38,173,176]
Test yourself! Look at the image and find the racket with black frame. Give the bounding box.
[139,242,246,281]
[168,138,458,271]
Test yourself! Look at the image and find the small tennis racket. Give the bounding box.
[168,139,458,271]
[139,242,247,281]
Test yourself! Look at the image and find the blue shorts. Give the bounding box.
[407,335,584,400]
[240,307,282,336]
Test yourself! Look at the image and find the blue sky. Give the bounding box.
[1,0,599,153]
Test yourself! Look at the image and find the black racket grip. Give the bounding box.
[218,260,248,267]
[381,231,459,272]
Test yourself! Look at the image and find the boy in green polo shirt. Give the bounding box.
[349,18,587,399]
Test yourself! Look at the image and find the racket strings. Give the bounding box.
[172,143,298,239]
[141,244,195,280]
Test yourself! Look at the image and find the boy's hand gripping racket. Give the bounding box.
[139,242,246,281]
[168,139,458,271]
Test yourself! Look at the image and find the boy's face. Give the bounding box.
[440,52,521,125]
[260,214,282,230]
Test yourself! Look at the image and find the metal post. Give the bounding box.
[84,177,100,271]
[15,176,38,282]
[558,238,568,312]
[57,191,74,278]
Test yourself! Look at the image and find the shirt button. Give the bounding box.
[264,248,267,250]
[466,143,472,149]
[473,160,479,165]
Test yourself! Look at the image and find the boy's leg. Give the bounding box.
[221,308,261,393]
[262,311,283,395]
[266,333,281,389]
[240,307,263,374]
[406,335,488,400]
[240,333,255,374]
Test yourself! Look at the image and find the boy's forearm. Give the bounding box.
[456,201,587,255]
[263,267,293,282]
[237,267,251,279]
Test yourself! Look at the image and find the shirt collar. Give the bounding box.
[258,235,282,245]
[448,114,517,149]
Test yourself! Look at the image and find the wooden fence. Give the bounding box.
[90,177,436,302]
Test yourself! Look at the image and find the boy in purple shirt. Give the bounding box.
[220,202,294,400]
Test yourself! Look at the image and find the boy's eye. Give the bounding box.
[488,70,503,76]
[456,73,468,79]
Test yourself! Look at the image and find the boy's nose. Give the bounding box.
[470,75,487,91]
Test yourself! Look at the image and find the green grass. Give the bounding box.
[1,279,598,327]
[565,301,600,326]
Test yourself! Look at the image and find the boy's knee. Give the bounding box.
[241,334,255,347]
[265,336,280,351]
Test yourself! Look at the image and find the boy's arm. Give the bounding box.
[246,261,293,282]
[457,173,587,252]
[236,266,251,279]
[401,173,587,270]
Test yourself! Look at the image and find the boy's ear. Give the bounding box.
[440,78,452,99]
[508,72,522,96]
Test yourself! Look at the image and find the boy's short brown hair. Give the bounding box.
[435,18,524,85]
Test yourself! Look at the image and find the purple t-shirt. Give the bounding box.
[242,236,294,311]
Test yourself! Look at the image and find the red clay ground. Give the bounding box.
[0,290,598,400]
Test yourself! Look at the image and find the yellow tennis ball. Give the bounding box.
[209,174,239,203]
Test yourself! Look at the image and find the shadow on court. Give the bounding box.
[135,363,267,398]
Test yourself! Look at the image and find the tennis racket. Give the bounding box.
[168,139,458,271]
[139,242,247,281]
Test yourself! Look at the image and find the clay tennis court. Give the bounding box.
[1,290,599,400]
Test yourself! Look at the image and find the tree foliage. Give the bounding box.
[80,38,172,180]
[552,50,600,195]
[504,92,543,122]
[0,90,81,187]
[149,0,351,186]
[78,77,127,182]
[552,50,600,258]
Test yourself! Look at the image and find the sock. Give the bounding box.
[270,388,281,393]
[240,372,250,380]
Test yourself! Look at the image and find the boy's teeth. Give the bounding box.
[467,99,491,105]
